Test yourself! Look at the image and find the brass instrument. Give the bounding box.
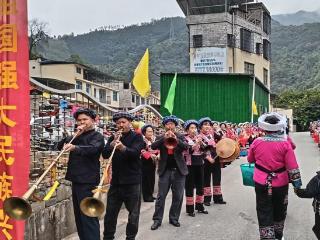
[4,130,81,220]
[164,130,178,149]
[80,129,123,218]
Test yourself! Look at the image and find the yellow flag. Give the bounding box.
[252,101,258,115]
[132,49,151,98]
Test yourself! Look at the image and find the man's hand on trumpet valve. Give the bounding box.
[165,130,176,139]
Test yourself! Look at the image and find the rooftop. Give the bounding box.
[176,0,254,15]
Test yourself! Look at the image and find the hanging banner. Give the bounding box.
[0,0,30,239]
[190,47,227,73]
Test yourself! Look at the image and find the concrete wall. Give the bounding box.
[186,11,270,89]
[227,48,270,88]
[25,183,77,240]
[41,65,76,85]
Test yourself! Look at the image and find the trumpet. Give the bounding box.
[164,130,178,149]
[3,129,82,220]
[80,129,123,218]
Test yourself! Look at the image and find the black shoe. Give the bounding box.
[152,196,157,200]
[151,221,161,230]
[169,220,180,227]
[204,202,211,206]
[214,200,227,204]
[197,209,209,214]
[187,212,195,217]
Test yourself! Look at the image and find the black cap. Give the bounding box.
[73,108,97,120]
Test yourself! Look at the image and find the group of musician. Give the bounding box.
[59,107,263,240]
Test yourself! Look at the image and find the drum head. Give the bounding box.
[220,143,240,163]
[216,138,236,158]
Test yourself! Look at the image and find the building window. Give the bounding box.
[263,12,271,35]
[86,83,91,94]
[263,39,271,60]
[94,88,97,98]
[227,34,235,48]
[76,80,82,90]
[256,43,262,55]
[99,89,106,103]
[240,28,253,53]
[83,69,88,80]
[107,96,111,104]
[123,82,130,89]
[132,95,135,103]
[112,91,118,101]
[141,98,145,104]
[136,96,140,105]
[229,67,233,73]
[263,68,268,86]
[244,62,254,75]
[193,35,203,48]
[147,99,150,105]
[76,67,82,74]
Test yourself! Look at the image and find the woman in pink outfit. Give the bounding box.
[248,112,302,240]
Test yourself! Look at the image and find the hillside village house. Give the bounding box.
[29,58,160,110]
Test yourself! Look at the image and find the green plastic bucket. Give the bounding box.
[240,163,255,187]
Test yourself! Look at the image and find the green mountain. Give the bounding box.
[271,22,320,93]
[273,10,320,26]
[36,17,189,90]
[35,17,320,93]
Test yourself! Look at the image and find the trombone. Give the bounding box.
[80,129,122,217]
[3,130,81,220]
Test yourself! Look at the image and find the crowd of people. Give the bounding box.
[58,108,320,240]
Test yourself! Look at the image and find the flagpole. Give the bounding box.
[251,75,256,123]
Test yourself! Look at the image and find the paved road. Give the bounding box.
[64,132,319,240]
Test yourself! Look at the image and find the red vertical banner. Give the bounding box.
[0,0,30,239]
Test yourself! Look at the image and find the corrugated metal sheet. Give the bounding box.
[253,79,270,121]
[160,73,269,123]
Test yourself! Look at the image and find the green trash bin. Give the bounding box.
[240,163,255,187]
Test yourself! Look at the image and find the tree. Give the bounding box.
[273,90,320,131]
[29,18,49,59]
[66,54,86,65]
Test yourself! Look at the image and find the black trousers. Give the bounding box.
[313,213,320,239]
[103,184,141,240]
[72,183,100,240]
[153,169,185,223]
[203,159,223,203]
[142,159,156,201]
[255,183,288,240]
[185,165,205,213]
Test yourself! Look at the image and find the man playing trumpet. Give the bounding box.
[102,112,145,240]
[57,108,105,240]
[151,115,189,230]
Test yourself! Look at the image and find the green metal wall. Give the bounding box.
[252,79,270,122]
[160,73,269,123]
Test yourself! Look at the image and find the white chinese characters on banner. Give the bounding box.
[190,47,227,73]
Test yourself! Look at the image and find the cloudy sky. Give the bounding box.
[28,0,320,36]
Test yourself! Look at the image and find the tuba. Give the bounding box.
[80,129,123,217]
